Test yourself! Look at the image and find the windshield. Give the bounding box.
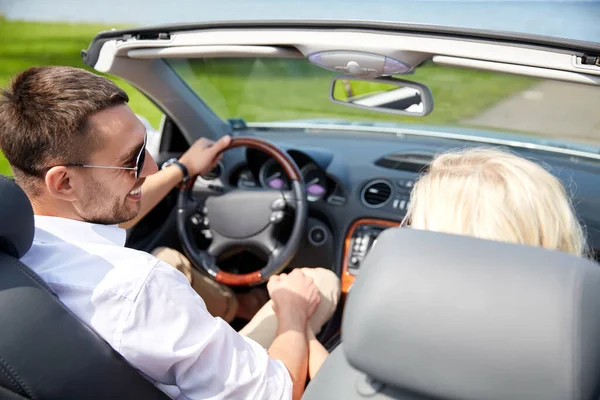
[167,57,600,149]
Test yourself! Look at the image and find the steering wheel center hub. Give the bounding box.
[206,190,285,239]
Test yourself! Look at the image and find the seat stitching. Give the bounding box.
[0,356,35,399]
[0,364,23,396]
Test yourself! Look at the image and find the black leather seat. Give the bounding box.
[0,175,169,399]
[304,228,600,400]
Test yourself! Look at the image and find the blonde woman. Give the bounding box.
[401,147,586,257]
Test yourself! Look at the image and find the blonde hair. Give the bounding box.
[404,147,586,256]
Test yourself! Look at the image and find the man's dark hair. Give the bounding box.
[0,66,129,194]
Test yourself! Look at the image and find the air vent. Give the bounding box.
[375,153,433,173]
[199,161,223,181]
[361,180,393,208]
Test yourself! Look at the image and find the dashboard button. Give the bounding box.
[400,199,407,210]
[397,179,414,189]
[271,198,286,211]
[270,211,285,223]
[308,226,328,246]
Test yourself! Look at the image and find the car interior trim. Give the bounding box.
[83,20,600,69]
[215,269,263,286]
[342,218,400,294]
[104,29,600,78]
[247,122,600,161]
[127,45,304,59]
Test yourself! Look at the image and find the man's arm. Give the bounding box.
[119,135,231,230]
[266,270,321,400]
[268,313,310,400]
[267,319,329,396]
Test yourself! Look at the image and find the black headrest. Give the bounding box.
[0,176,34,258]
[342,228,600,400]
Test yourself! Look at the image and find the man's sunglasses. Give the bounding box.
[44,131,147,179]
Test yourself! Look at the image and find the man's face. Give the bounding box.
[71,105,158,225]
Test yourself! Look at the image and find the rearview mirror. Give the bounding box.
[330,75,433,116]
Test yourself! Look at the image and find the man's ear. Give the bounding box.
[44,167,78,202]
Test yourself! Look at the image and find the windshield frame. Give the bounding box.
[82,20,600,68]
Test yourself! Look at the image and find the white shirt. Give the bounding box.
[20,216,292,400]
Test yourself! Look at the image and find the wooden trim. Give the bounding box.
[216,270,263,286]
[342,218,399,293]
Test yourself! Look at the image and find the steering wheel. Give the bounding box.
[176,137,308,286]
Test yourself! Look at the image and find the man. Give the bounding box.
[0,66,338,399]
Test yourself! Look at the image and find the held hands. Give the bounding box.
[178,135,232,177]
[267,269,321,323]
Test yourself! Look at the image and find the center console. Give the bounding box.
[342,218,399,293]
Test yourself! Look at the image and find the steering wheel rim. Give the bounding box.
[176,136,308,286]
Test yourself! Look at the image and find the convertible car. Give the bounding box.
[1,16,600,400]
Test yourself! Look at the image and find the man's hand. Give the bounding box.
[267,269,321,324]
[178,135,231,177]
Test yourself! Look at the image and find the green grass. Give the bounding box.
[0,154,9,177]
[0,18,538,177]
[170,57,537,125]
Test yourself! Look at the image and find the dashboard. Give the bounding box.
[124,122,600,349]
[147,125,600,295]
